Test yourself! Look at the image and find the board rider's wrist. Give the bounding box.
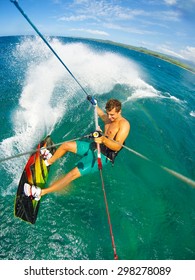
[102,136,106,145]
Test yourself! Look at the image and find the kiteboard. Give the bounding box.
[14,135,56,224]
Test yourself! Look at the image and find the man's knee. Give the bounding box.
[61,141,77,153]
[69,167,81,179]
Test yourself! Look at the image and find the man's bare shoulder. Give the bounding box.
[119,117,130,128]
[114,117,130,145]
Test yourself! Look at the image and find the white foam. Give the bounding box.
[126,78,161,101]
[190,111,195,117]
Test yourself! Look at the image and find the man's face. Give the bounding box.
[106,108,121,122]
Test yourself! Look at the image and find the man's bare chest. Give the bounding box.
[104,122,119,139]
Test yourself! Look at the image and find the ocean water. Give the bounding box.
[0,36,195,260]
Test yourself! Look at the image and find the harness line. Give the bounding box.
[0,133,195,188]
[1,134,195,188]
[93,103,118,260]
[0,136,83,164]
[110,138,195,189]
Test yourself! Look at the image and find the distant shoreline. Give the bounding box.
[89,38,195,74]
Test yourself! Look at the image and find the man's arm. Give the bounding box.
[97,105,108,123]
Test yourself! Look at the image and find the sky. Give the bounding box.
[1,0,195,63]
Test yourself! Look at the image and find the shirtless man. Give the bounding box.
[24,99,130,200]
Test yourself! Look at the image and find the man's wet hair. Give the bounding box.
[105,99,121,112]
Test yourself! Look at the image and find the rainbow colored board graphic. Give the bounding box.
[14,136,56,224]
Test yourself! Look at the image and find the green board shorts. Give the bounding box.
[75,140,109,176]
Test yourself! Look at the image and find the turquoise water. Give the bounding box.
[0,36,195,260]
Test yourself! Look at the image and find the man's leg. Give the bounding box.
[47,141,77,165]
[41,167,81,196]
